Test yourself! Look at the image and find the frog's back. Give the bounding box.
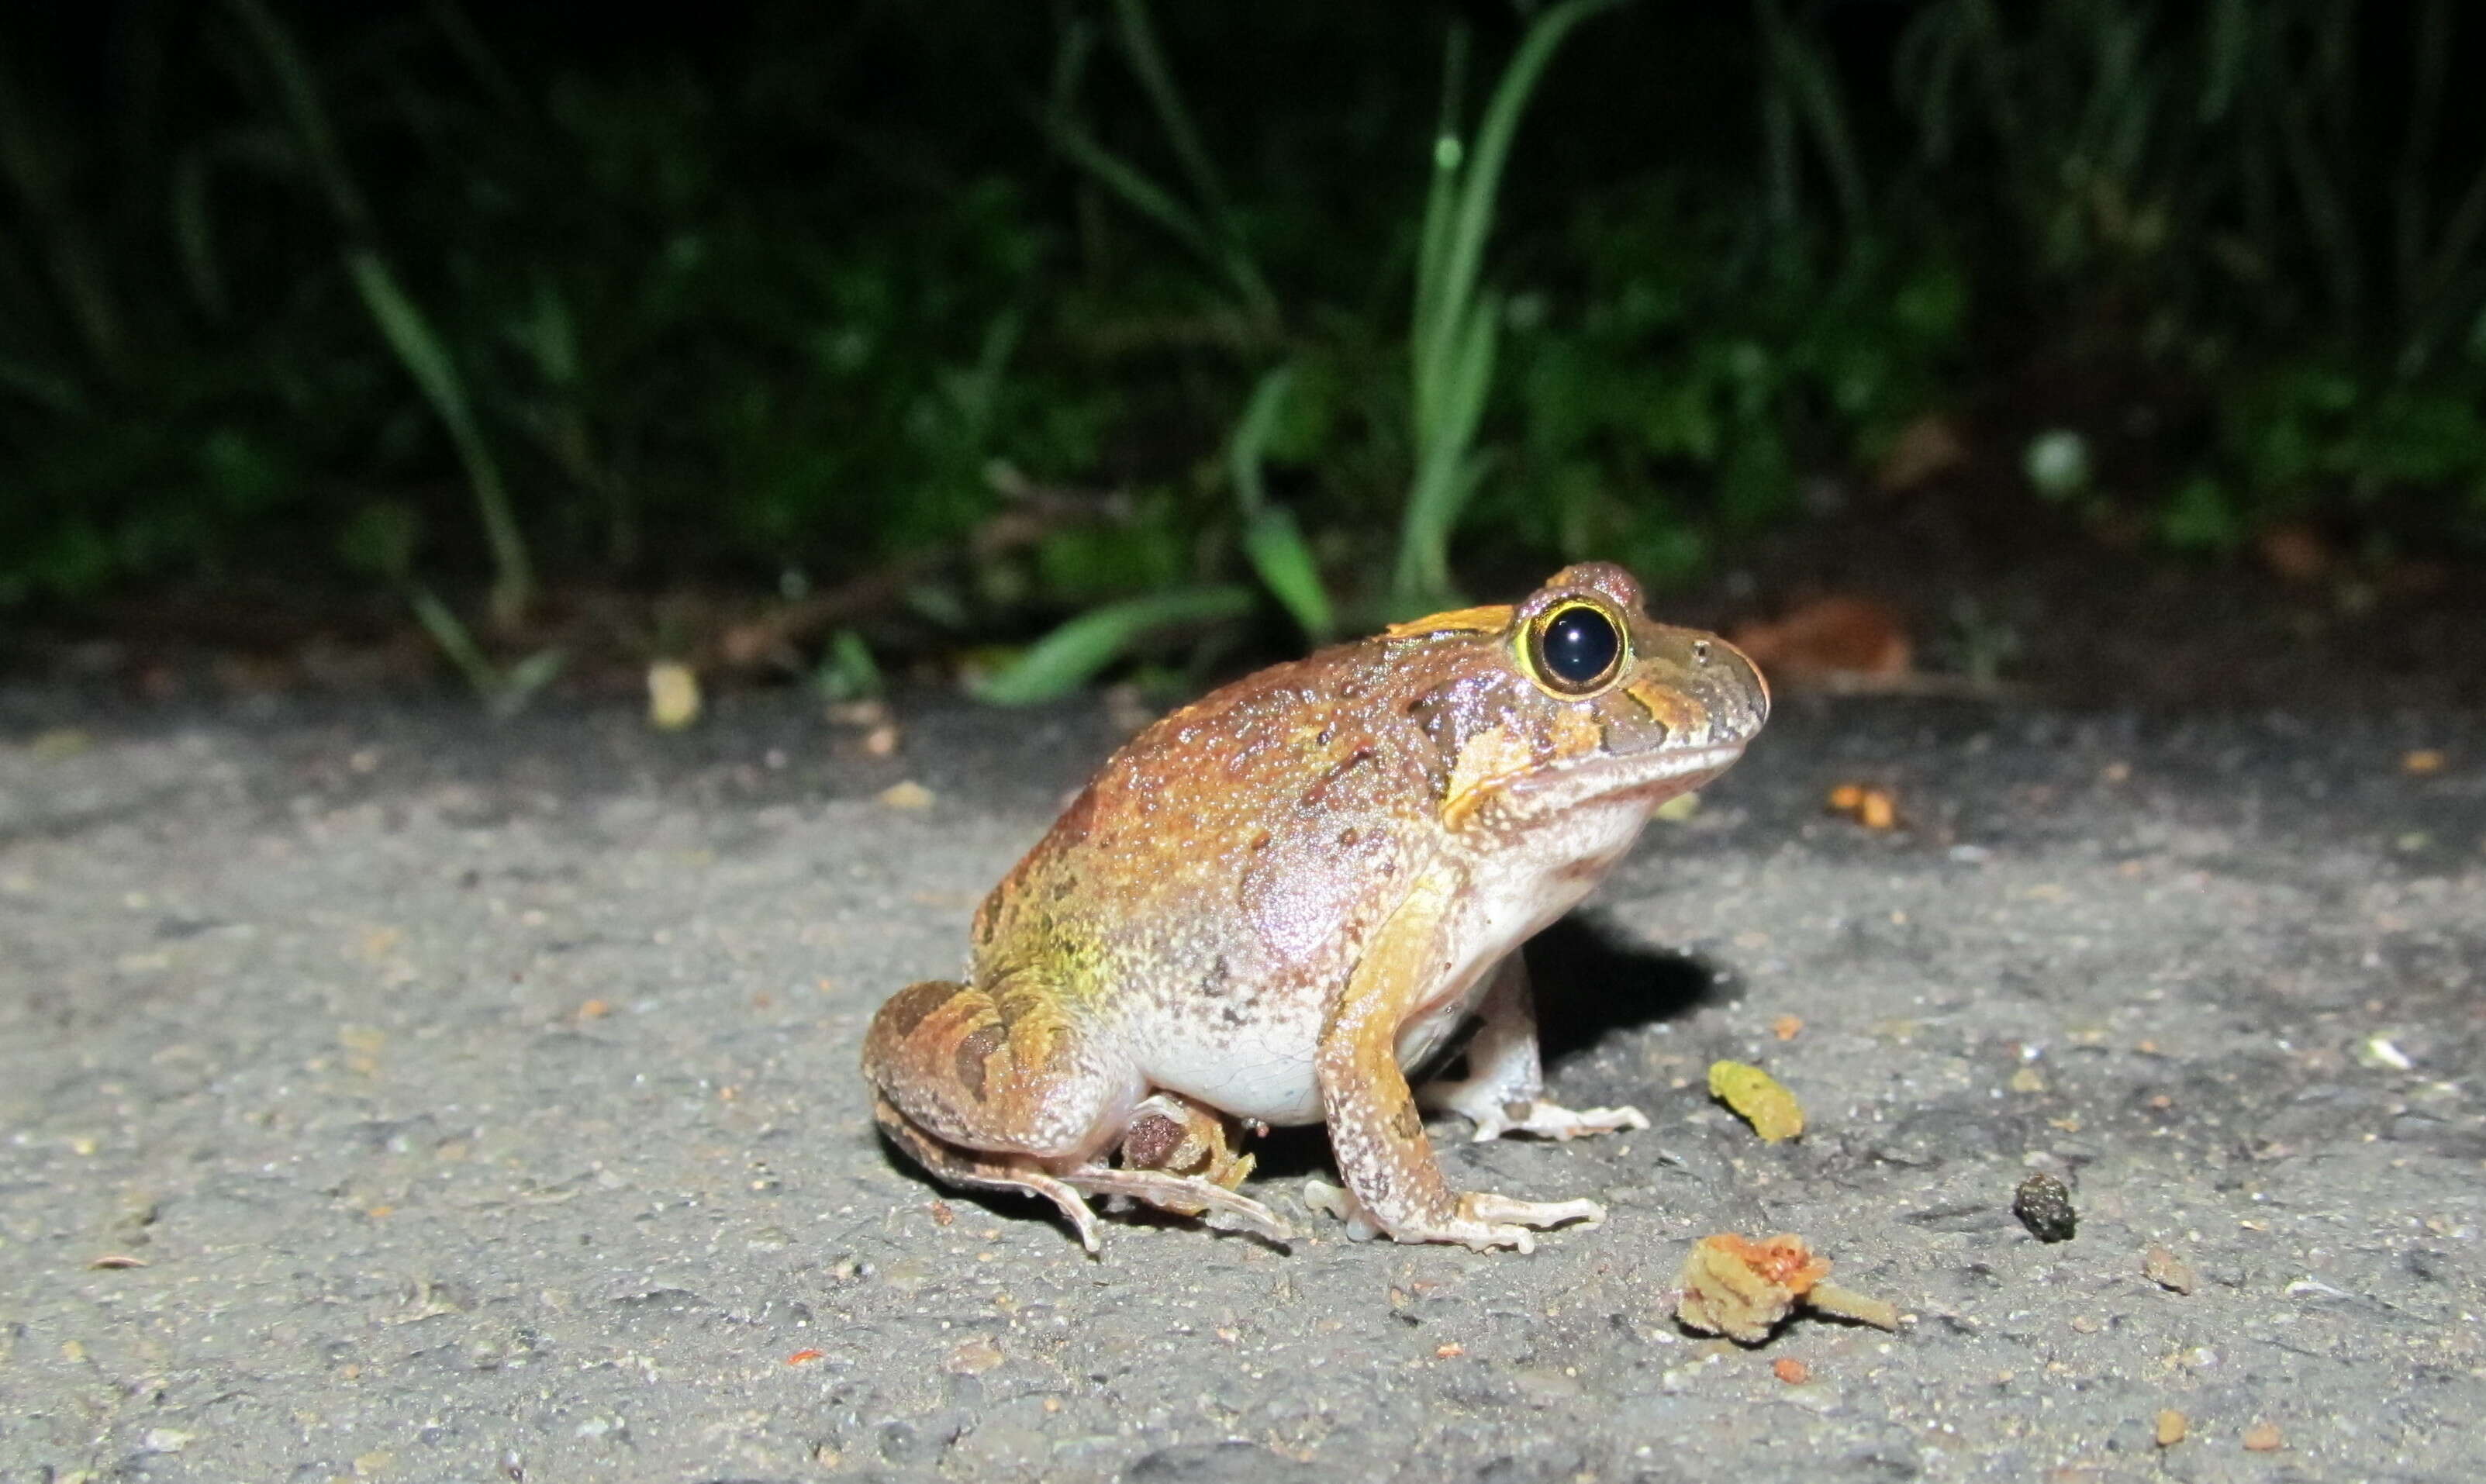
[972,649,1437,1011]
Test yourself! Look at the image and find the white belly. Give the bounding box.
[1133,798,1656,1126]
[1138,989,1331,1124]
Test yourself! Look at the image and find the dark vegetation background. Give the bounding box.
[4,0,2483,707]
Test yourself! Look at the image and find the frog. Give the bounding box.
[861,562,1769,1253]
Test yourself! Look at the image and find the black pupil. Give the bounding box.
[1542,606,1619,688]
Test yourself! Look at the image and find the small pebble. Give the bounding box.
[2242,1421,2283,1452]
[2155,1410,2187,1448]
[2014,1172,2077,1242]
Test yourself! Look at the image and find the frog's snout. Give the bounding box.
[1691,632,1770,739]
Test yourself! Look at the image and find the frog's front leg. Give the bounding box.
[1418,954,1650,1142]
[1312,875,1605,1254]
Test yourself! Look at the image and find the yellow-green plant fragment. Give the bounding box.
[1709,1059,1804,1141]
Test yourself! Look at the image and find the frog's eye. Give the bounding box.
[1529,600,1625,695]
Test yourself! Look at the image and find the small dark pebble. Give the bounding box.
[2013,1172,2077,1242]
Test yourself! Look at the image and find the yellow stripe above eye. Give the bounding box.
[1383,604,1512,640]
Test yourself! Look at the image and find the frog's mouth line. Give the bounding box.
[1521,742,1749,807]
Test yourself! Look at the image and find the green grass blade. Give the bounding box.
[170,145,227,320]
[490,647,566,720]
[1108,0,1277,327]
[347,248,533,626]
[1035,109,1224,278]
[1413,23,1471,363]
[1226,364,1295,516]
[409,585,502,697]
[1400,1,1620,613]
[1396,288,1501,609]
[974,585,1255,706]
[0,57,129,381]
[1113,0,1233,233]
[226,0,371,233]
[1430,0,1625,392]
[1241,508,1332,647]
[1227,365,1332,644]
[0,353,86,413]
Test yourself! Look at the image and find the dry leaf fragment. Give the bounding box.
[786,1348,824,1365]
[1674,1233,1900,1344]
[944,1337,1004,1375]
[29,728,92,762]
[1709,1060,1804,1142]
[2256,524,2332,585]
[1877,413,1968,492]
[2142,1244,2197,1294]
[646,661,702,731]
[878,780,934,810]
[1827,783,1900,830]
[1730,597,1911,685]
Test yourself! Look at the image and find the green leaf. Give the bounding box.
[2160,475,2245,551]
[338,501,423,583]
[817,630,884,702]
[974,585,1255,706]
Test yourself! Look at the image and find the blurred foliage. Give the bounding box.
[0,0,2481,685]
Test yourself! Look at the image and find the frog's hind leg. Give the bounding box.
[872,1095,1105,1252]
[1417,955,1649,1142]
[1066,1091,1291,1242]
[863,978,1127,1252]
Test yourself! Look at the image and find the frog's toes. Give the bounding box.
[1302,1178,1385,1242]
[1462,1191,1605,1234]
[1421,1082,1649,1143]
[1483,1099,1649,1142]
[1065,1165,1291,1244]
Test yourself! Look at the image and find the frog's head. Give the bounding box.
[1388,562,1770,830]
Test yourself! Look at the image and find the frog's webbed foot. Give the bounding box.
[1064,1165,1293,1243]
[1302,1178,1601,1254]
[872,1095,1105,1253]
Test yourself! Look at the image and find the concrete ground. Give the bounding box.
[2,686,2481,1483]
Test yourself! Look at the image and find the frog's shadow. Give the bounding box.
[1249,912,1735,1180]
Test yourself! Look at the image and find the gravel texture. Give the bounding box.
[2,687,2482,1482]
